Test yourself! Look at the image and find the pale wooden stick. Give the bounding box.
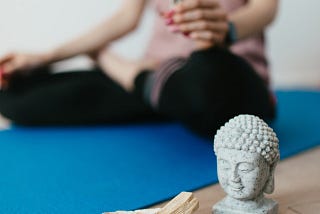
[103,192,199,214]
[158,192,199,214]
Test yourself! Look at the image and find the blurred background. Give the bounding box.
[0,0,319,89]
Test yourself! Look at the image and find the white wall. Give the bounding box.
[1,0,319,88]
[268,0,320,88]
[0,0,118,52]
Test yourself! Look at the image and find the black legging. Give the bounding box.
[0,47,275,138]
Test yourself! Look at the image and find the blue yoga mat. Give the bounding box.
[0,90,319,213]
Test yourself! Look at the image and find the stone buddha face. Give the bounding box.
[214,115,280,202]
[217,148,271,200]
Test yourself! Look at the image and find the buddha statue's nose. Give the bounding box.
[230,167,241,183]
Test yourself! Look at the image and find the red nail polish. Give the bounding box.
[167,10,175,18]
[165,18,174,25]
[163,9,175,18]
[183,32,190,37]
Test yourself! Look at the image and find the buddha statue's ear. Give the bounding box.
[264,163,277,194]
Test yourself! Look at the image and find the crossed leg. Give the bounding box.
[94,50,159,91]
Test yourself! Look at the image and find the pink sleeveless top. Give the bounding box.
[144,0,269,84]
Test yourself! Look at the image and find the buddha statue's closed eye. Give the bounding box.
[213,115,279,214]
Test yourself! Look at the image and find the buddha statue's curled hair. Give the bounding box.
[214,115,280,165]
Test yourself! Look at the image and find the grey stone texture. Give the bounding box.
[213,115,279,214]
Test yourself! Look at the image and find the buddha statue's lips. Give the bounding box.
[228,183,244,191]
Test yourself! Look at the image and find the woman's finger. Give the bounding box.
[178,20,228,33]
[173,9,227,23]
[190,31,225,43]
[174,0,219,13]
[3,61,18,74]
[0,53,14,65]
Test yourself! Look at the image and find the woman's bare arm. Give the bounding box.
[0,0,147,84]
[45,0,147,63]
[229,0,279,40]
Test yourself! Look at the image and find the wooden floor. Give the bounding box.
[152,147,320,214]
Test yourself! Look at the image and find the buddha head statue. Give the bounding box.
[214,115,280,201]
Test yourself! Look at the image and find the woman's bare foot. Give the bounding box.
[0,114,11,130]
[96,51,158,91]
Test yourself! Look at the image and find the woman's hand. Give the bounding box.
[167,0,229,50]
[0,52,50,76]
[0,52,51,89]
